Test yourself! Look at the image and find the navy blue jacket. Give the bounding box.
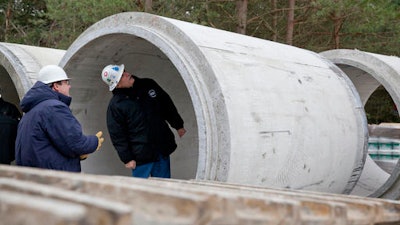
[15,81,98,172]
[107,76,184,165]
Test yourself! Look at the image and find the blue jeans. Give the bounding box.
[132,155,171,178]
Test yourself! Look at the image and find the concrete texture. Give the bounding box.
[0,190,88,225]
[0,178,133,225]
[320,50,400,199]
[0,43,65,110]
[59,12,367,194]
[2,164,400,225]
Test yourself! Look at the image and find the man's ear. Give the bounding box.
[52,83,60,91]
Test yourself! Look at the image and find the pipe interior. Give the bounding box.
[0,66,21,112]
[65,34,199,179]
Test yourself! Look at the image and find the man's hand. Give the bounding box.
[125,160,136,169]
[96,131,104,151]
[177,128,186,138]
[80,131,104,160]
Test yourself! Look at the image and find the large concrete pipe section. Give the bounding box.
[320,49,400,199]
[0,42,65,111]
[59,12,368,194]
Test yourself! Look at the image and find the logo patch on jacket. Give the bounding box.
[148,89,157,98]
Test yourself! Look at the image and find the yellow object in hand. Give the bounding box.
[96,131,104,151]
[80,131,104,160]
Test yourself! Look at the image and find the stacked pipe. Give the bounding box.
[2,164,400,225]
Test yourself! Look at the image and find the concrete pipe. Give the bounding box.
[0,42,65,109]
[320,49,400,199]
[59,12,368,194]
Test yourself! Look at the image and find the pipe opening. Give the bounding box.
[65,34,199,179]
[365,86,400,174]
[0,66,21,113]
[333,63,396,197]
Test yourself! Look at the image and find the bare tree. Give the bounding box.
[271,0,278,41]
[144,0,152,13]
[236,0,248,34]
[330,10,344,49]
[286,0,295,45]
[136,0,152,12]
[4,2,12,42]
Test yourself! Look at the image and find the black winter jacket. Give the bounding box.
[0,98,21,164]
[107,76,184,166]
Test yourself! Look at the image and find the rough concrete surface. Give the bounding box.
[2,165,400,225]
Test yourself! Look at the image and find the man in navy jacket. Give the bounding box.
[102,64,186,178]
[15,65,104,172]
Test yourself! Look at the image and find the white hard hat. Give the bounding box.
[101,64,124,91]
[38,65,70,84]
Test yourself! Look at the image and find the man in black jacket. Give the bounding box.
[0,92,21,164]
[101,64,186,178]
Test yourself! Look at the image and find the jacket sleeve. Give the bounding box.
[107,98,148,164]
[152,80,184,130]
[44,103,98,158]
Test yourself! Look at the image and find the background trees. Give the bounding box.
[0,0,397,55]
[0,0,398,123]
